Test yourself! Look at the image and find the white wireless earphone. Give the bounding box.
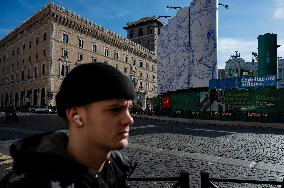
[73,114,83,126]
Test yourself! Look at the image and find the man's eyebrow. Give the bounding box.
[107,101,132,108]
[107,103,127,108]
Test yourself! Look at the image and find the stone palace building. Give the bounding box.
[0,3,162,110]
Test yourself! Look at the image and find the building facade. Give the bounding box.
[157,0,218,95]
[225,57,258,78]
[0,3,157,109]
[124,17,163,53]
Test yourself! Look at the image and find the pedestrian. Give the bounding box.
[1,62,137,188]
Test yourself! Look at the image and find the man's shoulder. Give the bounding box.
[0,172,68,188]
[110,151,137,177]
[0,172,37,188]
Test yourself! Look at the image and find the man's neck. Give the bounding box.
[67,134,110,172]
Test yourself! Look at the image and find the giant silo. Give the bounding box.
[258,33,279,76]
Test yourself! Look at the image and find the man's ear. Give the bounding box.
[66,107,84,128]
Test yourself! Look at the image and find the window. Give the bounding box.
[147,26,153,34]
[29,56,31,62]
[146,82,150,91]
[36,36,38,45]
[92,44,97,52]
[42,64,45,76]
[29,41,31,48]
[23,44,25,51]
[152,65,155,72]
[146,62,149,70]
[44,49,46,56]
[22,59,25,64]
[61,64,69,76]
[130,30,134,38]
[78,53,84,61]
[124,55,128,63]
[92,58,97,63]
[28,69,31,79]
[12,50,14,56]
[152,75,155,81]
[104,48,109,57]
[62,33,69,44]
[36,53,38,59]
[34,67,38,78]
[78,38,84,48]
[140,61,143,68]
[114,52,119,60]
[138,28,143,37]
[124,67,128,73]
[22,71,25,81]
[62,49,68,58]
[43,32,47,41]
[147,39,152,49]
[133,58,136,66]
[11,75,14,83]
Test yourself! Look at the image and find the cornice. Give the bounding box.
[0,5,51,47]
[0,3,157,62]
[50,4,156,61]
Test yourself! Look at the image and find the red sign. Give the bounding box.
[162,97,171,109]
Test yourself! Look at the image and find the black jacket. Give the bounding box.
[0,131,136,188]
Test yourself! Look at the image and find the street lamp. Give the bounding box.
[166,6,182,10]
[218,3,229,9]
[158,16,171,19]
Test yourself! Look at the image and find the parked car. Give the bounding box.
[34,106,55,114]
[27,107,36,113]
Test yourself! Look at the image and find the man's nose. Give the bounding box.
[121,110,134,126]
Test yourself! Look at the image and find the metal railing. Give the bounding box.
[127,171,190,188]
[200,171,284,188]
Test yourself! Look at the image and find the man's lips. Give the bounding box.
[118,131,129,138]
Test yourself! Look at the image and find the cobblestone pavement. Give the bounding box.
[1,113,284,187]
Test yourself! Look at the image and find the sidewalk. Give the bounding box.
[133,114,284,129]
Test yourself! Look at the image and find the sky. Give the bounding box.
[1,0,284,68]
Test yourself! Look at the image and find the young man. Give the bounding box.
[1,63,137,188]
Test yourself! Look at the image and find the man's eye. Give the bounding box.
[111,107,122,114]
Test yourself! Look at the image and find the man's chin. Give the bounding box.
[117,139,129,150]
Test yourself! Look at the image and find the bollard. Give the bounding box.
[281,177,284,188]
[179,170,190,188]
[200,171,210,188]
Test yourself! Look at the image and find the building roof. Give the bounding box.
[125,16,164,29]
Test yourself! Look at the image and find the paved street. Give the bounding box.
[1,112,284,187]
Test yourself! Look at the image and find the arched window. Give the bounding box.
[138,28,143,37]
[147,26,153,34]
[129,30,134,38]
[61,64,69,76]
